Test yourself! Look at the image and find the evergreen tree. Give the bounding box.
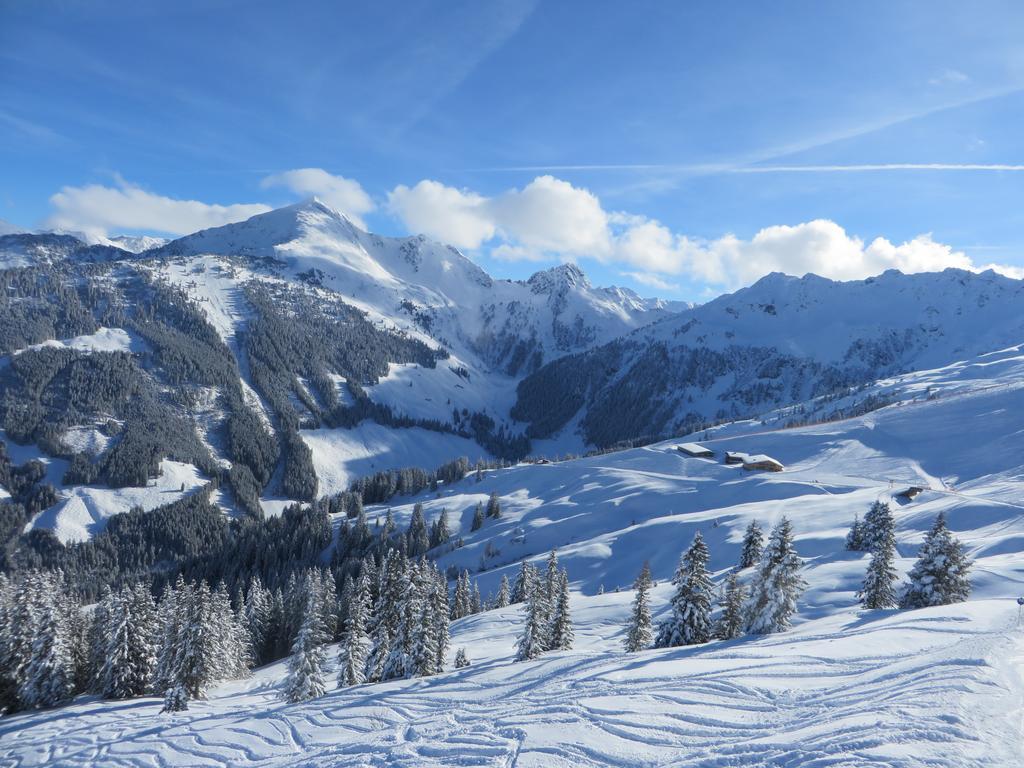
[454,648,470,668]
[431,567,450,672]
[451,570,472,619]
[283,586,327,703]
[410,561,439,678]
[901,513,971,608]
[485,492,502,519]
[471,582,482,615]
[407,503,431,558]
[20,572,75,709]
[739,520,764,569]
[161,684,189,713]
[174,581,217,699]
[514,574,546,662]
[859,523,899,609]
[511,560,533,603]
[100,585,155,699]
[243,576,272,665]
[381,559,417,681]
[430,508,451,548]
[744,517,806,634]
[624,562,653,652]
[470,503,484,532]
[844,513,868,551]
[656,532,713,647]
[338,570,371,687]
[862,501,895,553]
[495,575,511,609]
[549,570,574,651]
[715,571,746,640]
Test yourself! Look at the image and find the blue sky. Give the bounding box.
[3,0,1024,300]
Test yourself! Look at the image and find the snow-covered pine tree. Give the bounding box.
[2,572,49,711]
[152,578,183,696]
[549,569,574,651]
[100,586,154,699]
[338,569,371,687]
[715,571,746,640]
[381,558,417,681]
[844,513,868,551]
[407,503,431,557]
[743,517,807,634]
[655,531,713,647]
[410,560,439,678]
[485,492,501,518]
[623,561,653,652]
[243,575,272,665]
[901,512,971,608]
[431,508,451,548]
[20,572,75,709]
[174,580,217,699]
[471,581,482,615]
[470,503,485,532]
[364,553,400,683]
[161,683,189,713]
[859,521,899,609]
[454,648,470,668]
[739,520,764,569]
[85,585,112,693]
[495,575,511,609]
[126,583,157,690]
[451,570,472,619]
[282,577,328,703]
[862,501,895,553]
[514,572,546,662]
[430,567,450,672]
[511,560,533,603]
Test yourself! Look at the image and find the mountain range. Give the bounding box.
[2,198,1023,540]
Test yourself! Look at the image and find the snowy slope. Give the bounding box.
[5,341,1024,765]
[2,600,1019,767]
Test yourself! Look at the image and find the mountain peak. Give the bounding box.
[527,262,590,294]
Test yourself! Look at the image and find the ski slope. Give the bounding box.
[5,344,1024,765]
[2,599,1020,767]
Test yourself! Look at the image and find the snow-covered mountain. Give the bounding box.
[514,267,1024,448]
[107,234,168,253]
[0,200,679,531]
[153,198,675,375]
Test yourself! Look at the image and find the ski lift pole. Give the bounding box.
[1017,597,1024,628]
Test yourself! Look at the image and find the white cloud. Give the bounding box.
[260,168,375,228]
[45,179,270,240]
[387,175,1022,291]
[388,175,610,258]
[489,175,611,257]
[387,180,494,249]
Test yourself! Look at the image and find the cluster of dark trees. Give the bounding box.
[511,330,919,450]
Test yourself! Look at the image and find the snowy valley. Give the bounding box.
[1,204,1024,767]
